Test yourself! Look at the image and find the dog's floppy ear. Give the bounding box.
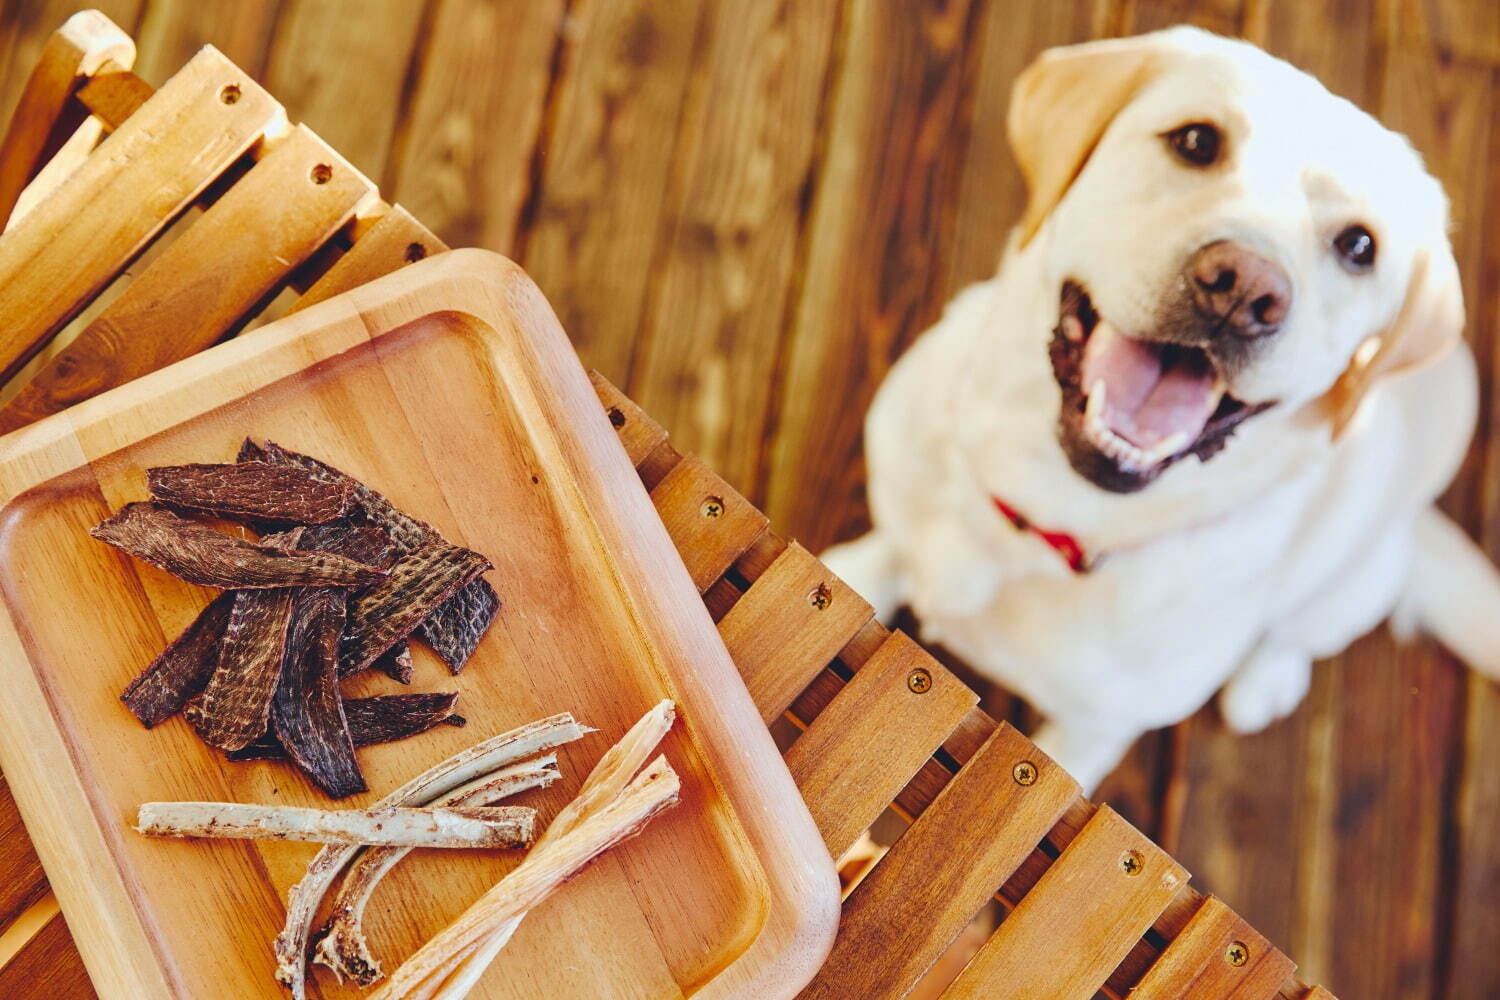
[1009,35,1177,247]
[1323,244,1465,436]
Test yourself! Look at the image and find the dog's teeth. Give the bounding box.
[1145,431,1191,463]
[1062,315,1085,342]
[1085,380,1107,428]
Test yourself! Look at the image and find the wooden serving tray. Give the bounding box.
[0,251,838,999]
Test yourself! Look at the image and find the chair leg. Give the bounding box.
[0,10,134,228]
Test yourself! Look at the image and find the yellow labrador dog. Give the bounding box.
[823,27,1499,791]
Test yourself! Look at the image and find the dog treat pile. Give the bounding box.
[95,439,502,798]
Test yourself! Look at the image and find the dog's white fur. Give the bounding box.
[824,27,1500,791]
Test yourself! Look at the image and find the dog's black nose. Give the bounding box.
[1187,241,1292,338]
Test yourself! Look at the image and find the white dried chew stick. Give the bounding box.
[370,702,678,1000]
[313,756,560,984]
[274,713,590,1000]
[136,802,537,848]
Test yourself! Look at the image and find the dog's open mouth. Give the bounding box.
[1051,282,1271,492]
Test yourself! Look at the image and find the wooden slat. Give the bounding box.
[1130,895,1296,1000]
[648,455,768,592]
[0,124,371,432]
[942,806,1187,1000]
[592,372,671,468]
[292,204,446,313]
[797,723,1079,999]
[786,631,977,857]
[0,907,94,1000]
[1300,987,1338,1000]
[0,11,134,228]
[626,0,841,488]
[763,0,981,549]
[1126,0,1246,33]
[74,63,153,129]
[0,46,281,385]
[718,541,873,723]
[132,0,281,83]
[262,0,427,180]
[0,778,47,930]
[391,0,564,253]
[519,0,704,383]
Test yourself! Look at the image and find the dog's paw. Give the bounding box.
[1219,645,1311,734]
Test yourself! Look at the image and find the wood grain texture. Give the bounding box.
[0,251,837,999]
[0,778,47,930]
[390,0,564,254]
[0,125,372,432]
[943,807,1188,1000]
[132,0,282,83]
[0,908,95,1000]
[292,204,448,314]
[764,0,983,548]
[591,371,670,468]
[520,0,704,384]
[0,46,281,385]
[1130,895,1296,1000]
[717,541,873,723]
[626,0,841,490]
[798,722,1080,1000]
[648,455,768,593]
[262,0,427,182]
[785,631,978,857]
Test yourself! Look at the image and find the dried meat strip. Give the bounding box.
[251,441,500,667]
[339,540,492,676]
[271,587,364,798]
[186,585,297,751]
[91,503,385,590]
[417,576,500,674]
[147,462,355,525]
[298,520,398,572]
[120,592,236,727]
[371,640,414,684]
[226,693,464,761]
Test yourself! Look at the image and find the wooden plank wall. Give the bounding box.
[2,0,1498,996]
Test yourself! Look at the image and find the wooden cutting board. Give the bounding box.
[0,250,838,999]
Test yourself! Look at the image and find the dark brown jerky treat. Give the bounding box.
[226,693,463,761]
[147,462,355,525]
[297,521,398,573]
[339,541,492,676]
[120,592,236,727]
[252,441,501,668]
[185,585,297,751]
[271,587,365,798]
[417,577,501,674]
[90,503,385,590]
[237,438,267,463]
[371,641,414,684]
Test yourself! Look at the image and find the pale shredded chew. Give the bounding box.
[273,712,590,1000]
[312,756,561,984]
[369,701,679,1000]
[135,802,536,849]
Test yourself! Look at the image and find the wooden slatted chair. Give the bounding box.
[0,11,1341,1000]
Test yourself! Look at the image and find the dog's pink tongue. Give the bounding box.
[1081,320,1217,450]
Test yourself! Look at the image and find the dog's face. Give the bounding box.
[1014,29,1463,493]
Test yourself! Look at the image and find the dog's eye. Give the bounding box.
[1333,225,1377,270]
[1164,123,1221,166]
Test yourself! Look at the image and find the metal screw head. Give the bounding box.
[1225,941,1248,967]
[404,242,427,263]
[1012,761,1037,786]
[1120,850,1144,877]
[219,83,241,104]
[906,668,932,694]
[310,163,333,185]
[807,584,832,611]
[701,496,725,519]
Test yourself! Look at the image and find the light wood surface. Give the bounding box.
[0,250,837,999]
[1130,895,1296,1000]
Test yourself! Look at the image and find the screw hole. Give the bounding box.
[310,163,333,185]
[607,407,626,428]
[807,584,832,611]
[1120,850,1145,877]
[700,496,725,519]
[405,242,427,263]
[530,474,539,484]
[219,84,241,105]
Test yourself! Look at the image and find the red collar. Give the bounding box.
[993,497,1090,573]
